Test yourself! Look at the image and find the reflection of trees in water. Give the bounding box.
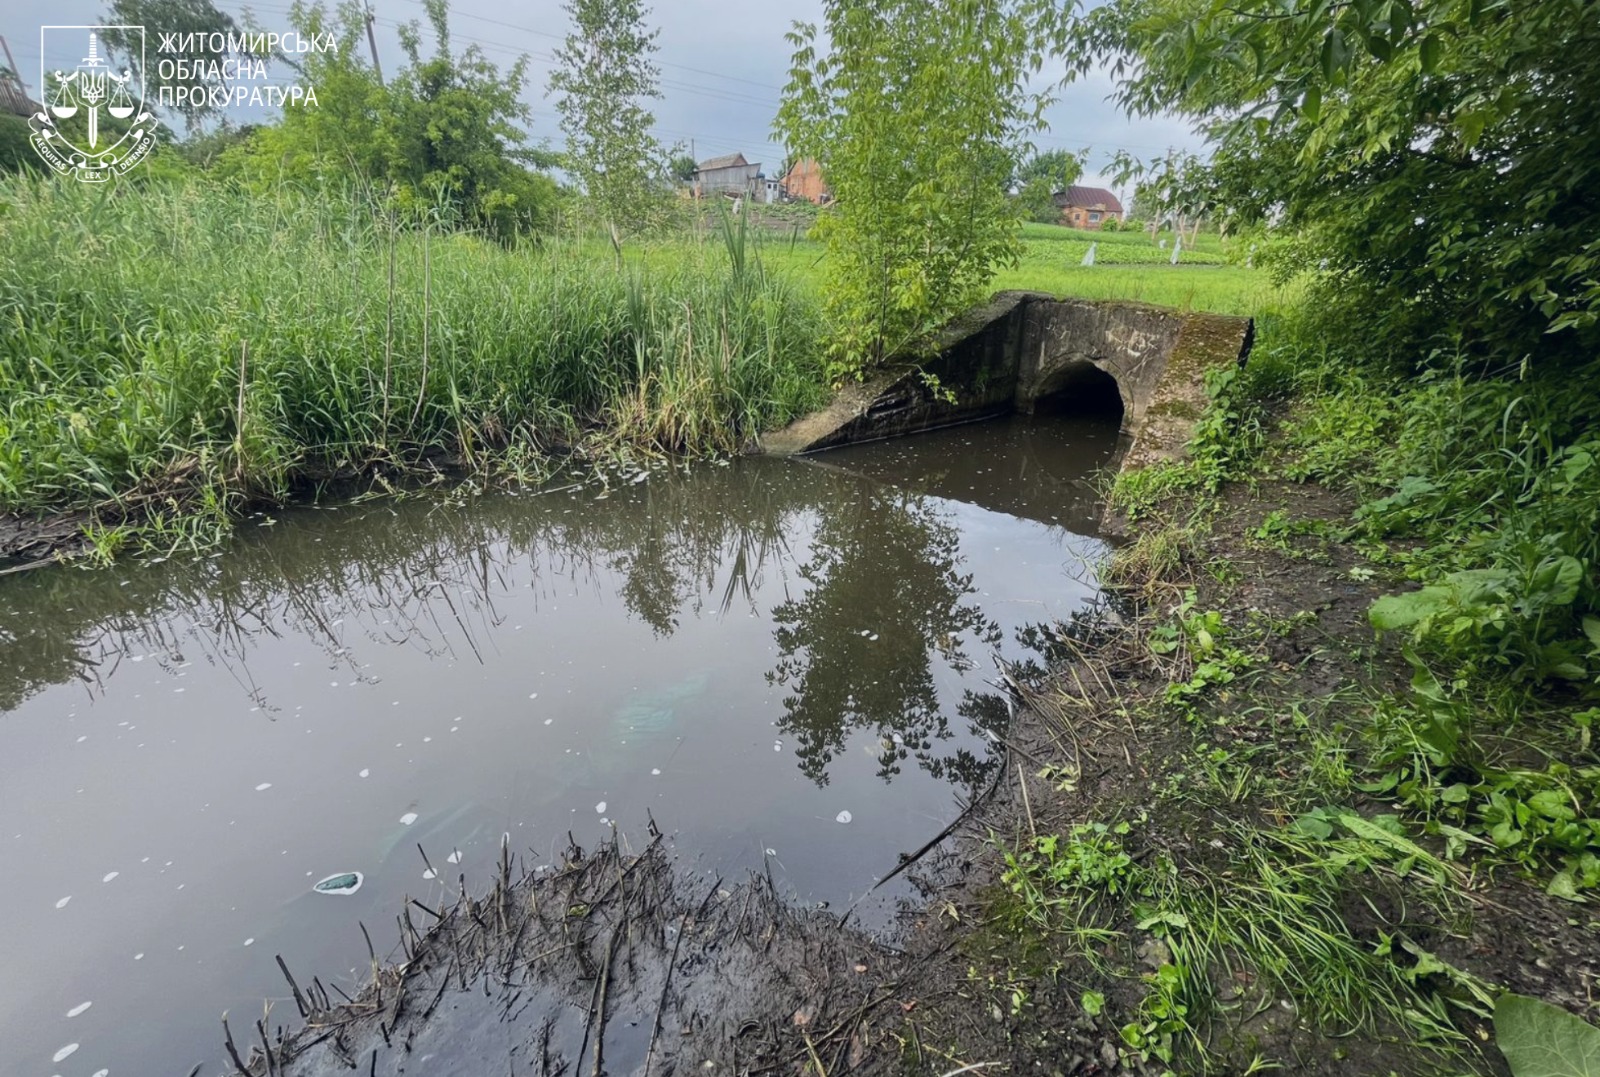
[766,488,1004,791]
[1,468,790,708]
[0,463,1017,792]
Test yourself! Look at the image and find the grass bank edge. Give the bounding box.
[958,304,1600,1073]
[0,178,831,563]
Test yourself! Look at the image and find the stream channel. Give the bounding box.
[0,412,1120,1075]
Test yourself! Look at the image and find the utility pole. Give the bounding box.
[363,2,384,85]
[0,35,28,92]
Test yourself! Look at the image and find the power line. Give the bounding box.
[389,0,786,92]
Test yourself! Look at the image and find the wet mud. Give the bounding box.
[0,508,92,572]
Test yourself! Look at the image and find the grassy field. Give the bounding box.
[621,213,1279,317]
[1019,220,1228,262]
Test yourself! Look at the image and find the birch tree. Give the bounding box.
[548,0,669,246]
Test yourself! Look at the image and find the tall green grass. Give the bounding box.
[0,178,827,513]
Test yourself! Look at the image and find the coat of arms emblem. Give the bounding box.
[30,26,155,181]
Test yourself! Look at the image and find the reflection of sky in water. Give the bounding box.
[0,418,1114,1076]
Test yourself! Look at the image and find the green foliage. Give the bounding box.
[1359,658,1600,898]
[1016,148,1085,192]
[1077,0,1600,368]
[102,0,257,131]
[668,152,696,183]
[0,178,825,513]
[1109,149,1214,235]
[0,115,38,176]
[1233,309,1600,685]
[1000,805,1452,1066]
[1005,822,1139,901]
[223,0,556,239]
[1494,993,1600,1077]
[548,0,671,240]
[1369,558,1590,682]
[1352,369,1600,682]
[1186,365,1265,490]
[1148,590,1257,716]
[172,121,260,169]
[389,0,560,237]
[1014,148,1085,223]
[775,0,1065,378]
[1014,179,1059,226]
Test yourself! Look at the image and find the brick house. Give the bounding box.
[1054,185,1124,230]
[780,158,831,204]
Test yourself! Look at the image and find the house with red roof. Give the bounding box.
[1054,185,1124,230]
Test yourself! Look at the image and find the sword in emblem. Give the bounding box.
[75,32,110,149]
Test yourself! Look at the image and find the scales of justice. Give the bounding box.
[47,31,136,150]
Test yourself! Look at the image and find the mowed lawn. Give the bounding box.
[616,216,1288,318]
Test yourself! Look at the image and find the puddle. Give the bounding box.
[0,413,1116,1073]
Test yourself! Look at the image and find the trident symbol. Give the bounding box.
[49,31,126,150]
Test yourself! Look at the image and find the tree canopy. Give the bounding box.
[1075,0,1600,366]
[777,0,1066,378]
[1015,148,1086,223]
[548,0,671,240]
[219,0,557,238]
[102,0,259,132]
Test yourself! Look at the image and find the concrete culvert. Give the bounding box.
[1028,360,1126,420]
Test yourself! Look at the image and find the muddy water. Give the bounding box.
[0,414,1117,1076]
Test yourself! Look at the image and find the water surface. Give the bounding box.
[0,414,1117,1075]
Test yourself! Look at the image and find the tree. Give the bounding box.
[227,0,557,239]
[388,0,558,236]
[1016,148,1085,192]
[1111,149,1212,243]
[776,0,1067,379]
[1014,147,1085,223]
[1074,0,1600,365]
[101,0,261,132]
[668,152,697,184]
[548,0,670,244]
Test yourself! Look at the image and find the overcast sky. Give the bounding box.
[2,0,1207,190]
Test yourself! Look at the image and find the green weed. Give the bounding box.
[0,177,828,523]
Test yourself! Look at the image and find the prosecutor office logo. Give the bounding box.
[30,26,155,182]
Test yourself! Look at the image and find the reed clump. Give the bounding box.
[0,177,827,518]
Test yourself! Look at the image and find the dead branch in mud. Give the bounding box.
[235,831,915,1077]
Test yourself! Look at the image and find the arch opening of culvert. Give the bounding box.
[1030,360,1125,421]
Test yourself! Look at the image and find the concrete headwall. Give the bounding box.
[759,292,1253,471]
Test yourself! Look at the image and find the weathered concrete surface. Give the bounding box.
[760,292,1253,470]
[760,292,1033,455]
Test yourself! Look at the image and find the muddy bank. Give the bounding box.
[887,479,1600,1075]
[0,508,93,572]
[0,460,463,574]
